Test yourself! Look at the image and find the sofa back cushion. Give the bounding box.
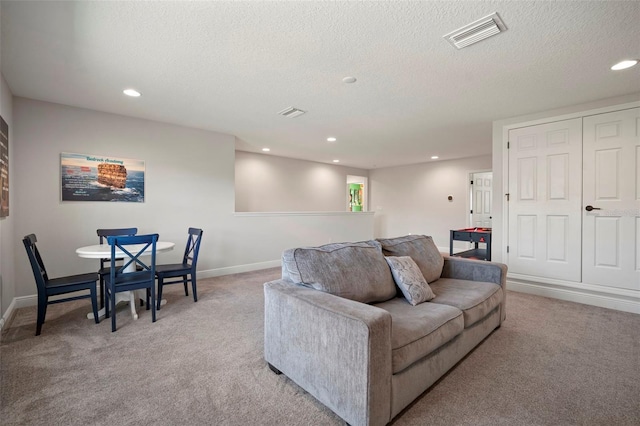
[377,235,444,283]
[281,240,397,303]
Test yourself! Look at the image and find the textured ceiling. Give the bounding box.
[2,1,639,169]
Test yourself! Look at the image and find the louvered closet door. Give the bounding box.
[508,118,583,281]
[582,108,640,290]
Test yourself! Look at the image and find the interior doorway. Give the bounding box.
[347,175,367,212]
[469,171,492,228]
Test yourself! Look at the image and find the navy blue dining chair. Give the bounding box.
[96,227,138,309]
[22,234,100,336]
[156,228,203,310]
[104,233,158,332]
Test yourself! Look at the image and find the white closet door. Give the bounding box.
[508,118,583,281]
[583,108,640,290]
[471,172,492,228]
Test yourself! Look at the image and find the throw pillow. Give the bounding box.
[385,256,435,306]
[377,235,444,283]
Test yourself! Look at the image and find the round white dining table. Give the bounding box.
[76,241,175,320]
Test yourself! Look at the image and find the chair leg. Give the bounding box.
[157,278,163,311]
[111,291,117,332]
[36,294,47,336]
[90,286,100,324]
[150,284,156,323]
[191,275,198,302]
[105,288,110,318]
[99,277,105,309]
[183,276,188,296]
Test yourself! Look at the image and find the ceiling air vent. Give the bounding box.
[444,12,507,49]
[277,106,306,118]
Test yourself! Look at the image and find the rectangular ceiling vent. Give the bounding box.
[444,12,507,49]
[277,106,306,118]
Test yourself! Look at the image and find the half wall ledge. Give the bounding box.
[234,211,375,217]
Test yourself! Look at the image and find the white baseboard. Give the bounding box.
[507,278,640,315]
[13,295,37,308]
[0,297,23,336]
[197,260,281,279]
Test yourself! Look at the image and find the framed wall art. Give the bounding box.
[61,152,145,202]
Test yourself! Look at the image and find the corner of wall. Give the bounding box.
[0,72,14,320]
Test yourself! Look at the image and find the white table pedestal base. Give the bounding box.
[87,291,167,321]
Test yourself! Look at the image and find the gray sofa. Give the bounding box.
[264,235,507,426]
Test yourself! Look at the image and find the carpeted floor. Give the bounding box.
[1,268,639,425]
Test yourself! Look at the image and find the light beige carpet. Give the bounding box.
[1,268,639,425]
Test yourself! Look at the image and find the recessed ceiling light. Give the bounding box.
[431,156,439,160]
[327,137,337,142]
[342,76,357,84]
[262,148,271,152]
[611,60,638,71]
[123,88,141,97]
[333,159,340,163]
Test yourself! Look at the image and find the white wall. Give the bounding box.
[9,98,375,302]
[370,155,492,249]
[235,151,369,212]
[0,74,14,320]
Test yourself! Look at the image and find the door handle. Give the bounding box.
[585,205,601,212]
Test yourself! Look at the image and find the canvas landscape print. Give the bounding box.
[61,152,145,202]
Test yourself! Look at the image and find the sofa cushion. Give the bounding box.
[373,298,464,374]
[377,235,444,283]
[385,256,435,305]
[428,278,503,328]
[281,240,397,304]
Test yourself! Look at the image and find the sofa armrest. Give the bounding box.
[441,256,507,288]
[264,280,392,426]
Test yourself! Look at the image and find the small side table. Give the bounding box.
[449,228,492,261]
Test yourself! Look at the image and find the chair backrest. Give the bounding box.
[106,234,158,281]
[22,234,48,292]
[97,227,138,244]
[182,228,203,271]
[97,227,138,268]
